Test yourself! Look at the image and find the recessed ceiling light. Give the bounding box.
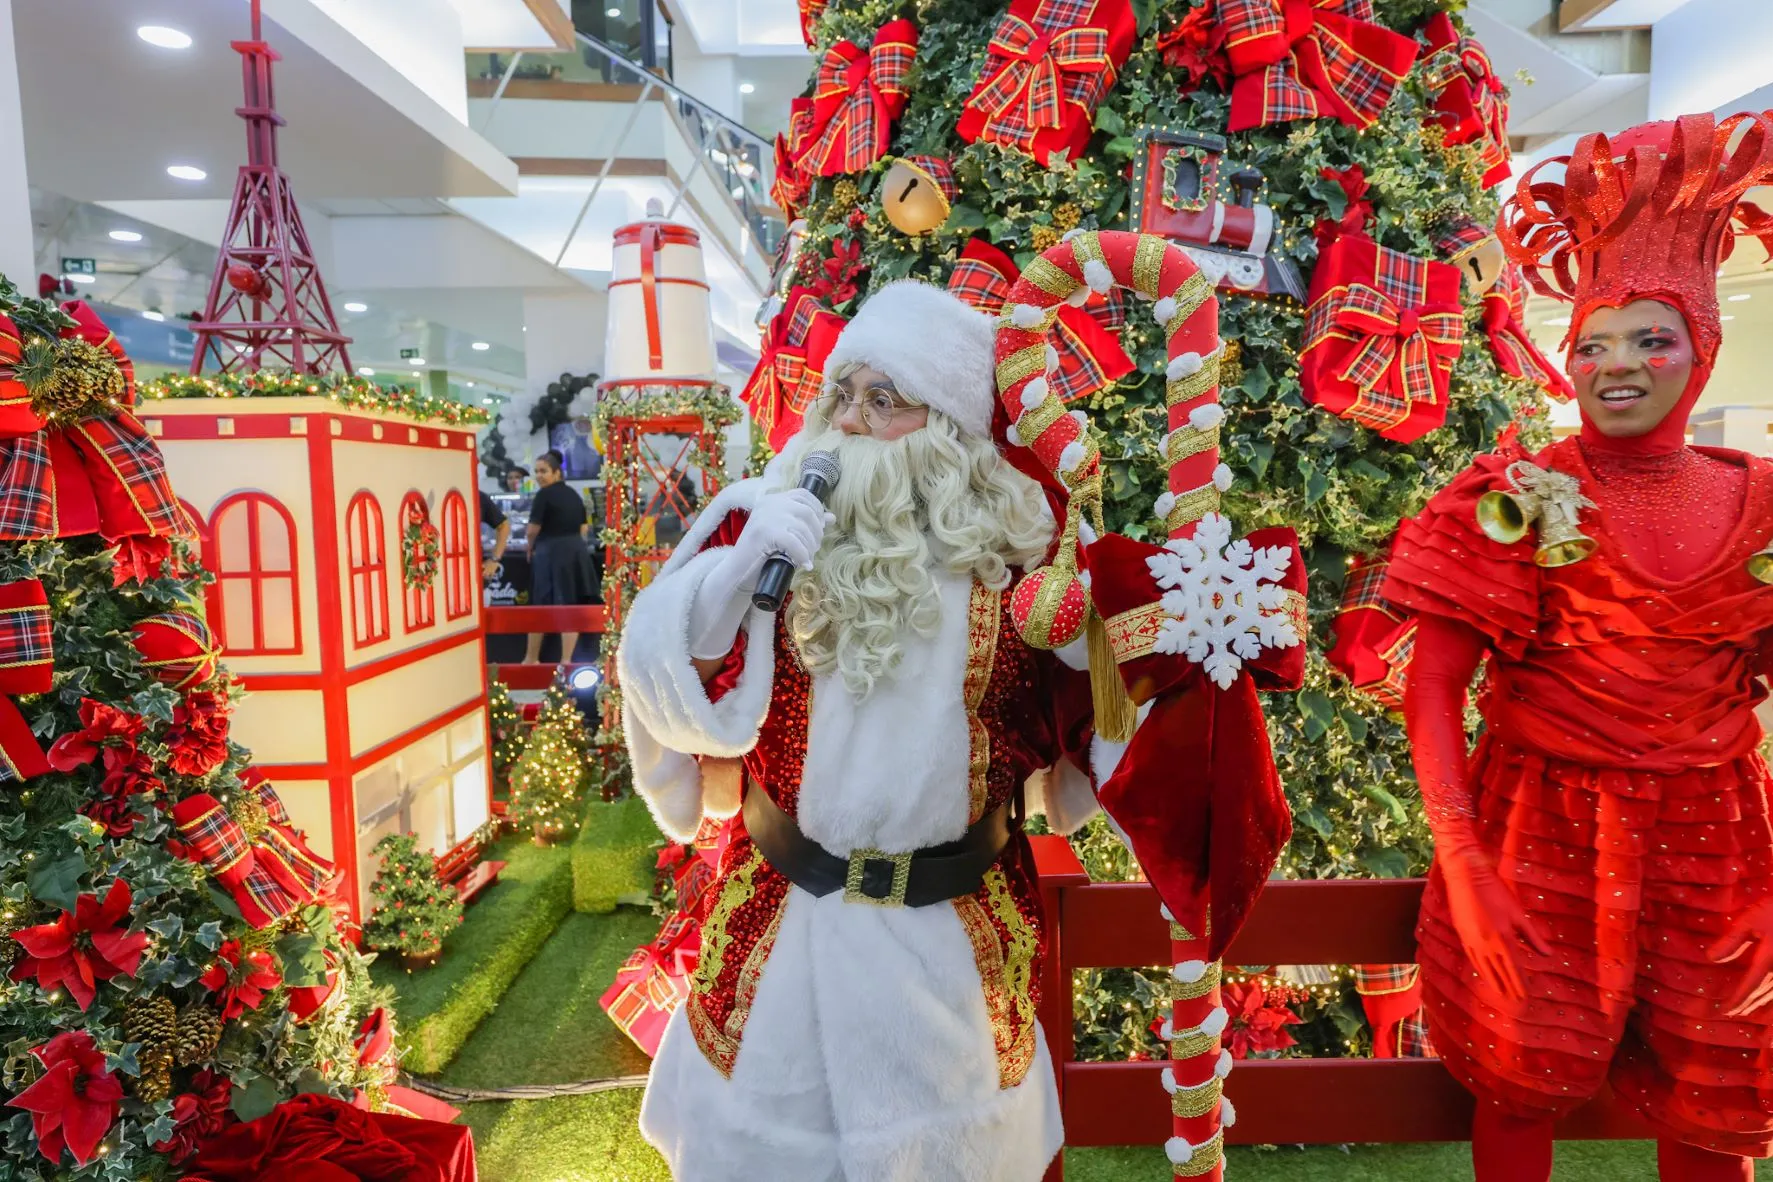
[466,381,476,387]
[358,366,376,376]
[65,274,95,285]
[410,358,426,366]
[606,6,621,16]
[521,326,527,332]
[1546,315,1571,327]
[739,82,755,95]
[141,310,164,321]
[410,370,420,377]
[166,164,206,181]
[108,229,143,243]
[1728,293,1752,302]
[137,26,192,50]
[471,340,490,351]
[342,301,367,313]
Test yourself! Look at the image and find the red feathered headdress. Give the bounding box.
[1498,112,1773,366]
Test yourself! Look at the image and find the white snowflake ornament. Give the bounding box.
[1144,513,1301,689]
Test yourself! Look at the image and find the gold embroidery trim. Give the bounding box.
[1105,601,1166,664]
[1171,1076,1223,1119]
[1162,272,1214,337]
[1165,423,1221,466]
[956,869,1038,1090]
[1172,1131,1225,1178]
[1169,1025,1220,1062]
[996,344,1048,394]
[1069,231,1105,275]
[687,846,765,1076]
[1022,255,1077,300]
[1133,234,1168,299]
[964,580,999,823]
[1013,397,1068,447]
[1165,356,1221,407]
[1170,961,1222,1003]
[1165,485,1222,533]
[722,891,788,1054]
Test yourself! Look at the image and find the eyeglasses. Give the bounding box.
[821,385,924,432]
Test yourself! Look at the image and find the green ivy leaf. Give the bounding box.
[26,851,87,912]
[1240,361,1272,402]
[1104,136,1137,161]
[231,1073,283,1123]
[1358,847,1411,879]
[945,204,987,236]
[1362,784,1408,826]
[275,929,328,988]
[1095,106,1126,136]
[1297,804,1334,837]
[1246,439,1275,481]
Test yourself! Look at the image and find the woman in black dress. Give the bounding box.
[522,450,597,666]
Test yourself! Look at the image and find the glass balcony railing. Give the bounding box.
[466,35,785,257]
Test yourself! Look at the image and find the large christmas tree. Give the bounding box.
[0,284,389,1178]
[758,0,1556,1056]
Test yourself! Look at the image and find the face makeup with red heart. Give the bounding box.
[1568,299,1696,440]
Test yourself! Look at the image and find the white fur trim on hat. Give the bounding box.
[822,280,997,438]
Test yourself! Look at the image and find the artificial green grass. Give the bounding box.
[459,1092,665,1182]
[374,834,574,1074]
[571,795,661,915]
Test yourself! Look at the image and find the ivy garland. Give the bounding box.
[139,371,492,428]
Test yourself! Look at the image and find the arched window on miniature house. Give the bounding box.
[400,492,436,633]
[208,493,301,656]
[345,492,390,646]
[441,491,473,621]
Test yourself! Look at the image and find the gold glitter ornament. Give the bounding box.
[830,178,860,210]
[229,794,270,840]
[1053,203,1082,232]
[34,337,123,419]
[1030,225,1061,251]
[1219,340,1244,389]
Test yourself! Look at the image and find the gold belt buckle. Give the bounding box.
[844,847,912,907]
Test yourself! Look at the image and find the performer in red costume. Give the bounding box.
[1385,113,1773,1182]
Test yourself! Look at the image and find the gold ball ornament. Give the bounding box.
[880,159,951,236]
[1030,225,1061,252]
[1010,564,1090,649]
[1053,203,1083,233]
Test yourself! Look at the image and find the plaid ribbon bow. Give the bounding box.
[958,0,1134,165]
[1482,265,1574,401]
[171,771,335,929]
[0,578,51,784]
[947,239,1133,404]
[741,286,846,452]
[1421,13,1509,186]
[794,19,917,177]
[1328,283,1464,415]
[771,100,814,218]
[1222,0,1418,133]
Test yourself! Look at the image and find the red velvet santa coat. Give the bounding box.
[618,477,1102,1181]
[1383,436,1773,1153]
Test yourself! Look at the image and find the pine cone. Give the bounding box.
[122,996,178,1050]
[1030,225,1061,252]
[131,1045,174,1103]
[1053,202,1082,232]
[33,338,123,420]
[175,1005,224,1067]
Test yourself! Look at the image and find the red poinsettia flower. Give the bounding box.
[200,939,281,1019]
[1221,979,1303,1059]
[808,237,865,307]
[155,1069,234,1165]
[45,698,146,772]
[166,690,232,778]
[6,1030,124,1166]
[9,879,149,1010]
[111,535,174,587]
[100,746,164,800]
[1156,5,1231,92]
[1314,164,1374,246]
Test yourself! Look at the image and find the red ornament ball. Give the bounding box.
[132,610,220,690]
[1010,565,1089,650]
[225,264,270,299]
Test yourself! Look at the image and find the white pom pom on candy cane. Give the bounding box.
[1213,464,1234,492]
[1084,259,1114,293]
[1062,228,1084,244]
[1058,440,1087,474]
[1189,404,1225,431]
[1065,286,1090,308]
[1020,378,1049,409]
[1045,345,1060,372]
[1011,304,1047,329]
[1167,352,1204,380]
[1221,1096,1238,1128]
[1153,296,1178,325]
[1154,491,1177,519]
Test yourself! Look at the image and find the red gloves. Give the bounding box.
[1405,613,1550,999]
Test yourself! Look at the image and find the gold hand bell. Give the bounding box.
[1474,460,1597,568]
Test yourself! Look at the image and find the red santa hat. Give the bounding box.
[820,279,998,438]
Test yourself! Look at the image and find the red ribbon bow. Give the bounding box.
[958,0,1134,165]
[171,771,335,929]
[1421,13,1509,186]
[794,19,917,176]
[1222,0,1418,133]
[741,286,846,452]
[1329,282,1465,407]
[1481,264,1574,401]
[947,239,1134,405]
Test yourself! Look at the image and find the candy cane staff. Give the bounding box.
[1386,113,1773,1182]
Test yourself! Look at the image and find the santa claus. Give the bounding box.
[618,280,1113,1180]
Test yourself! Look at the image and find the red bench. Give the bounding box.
[435,834,506,906]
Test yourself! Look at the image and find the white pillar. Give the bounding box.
[0,0,34,285]
[1689,406,1773,456]
[517,289,608,461]
[671,41,740,121]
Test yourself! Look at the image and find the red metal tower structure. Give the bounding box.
[190,0,351,375]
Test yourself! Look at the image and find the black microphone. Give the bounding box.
[751,451,840,613]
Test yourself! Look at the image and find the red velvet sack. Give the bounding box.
[184,1093,475,1182]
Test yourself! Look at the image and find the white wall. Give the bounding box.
[294,0,471,124]
[1647,0,1773,118]
[515,288,608,462]
[0,0,31,284]
[672,40,739,121]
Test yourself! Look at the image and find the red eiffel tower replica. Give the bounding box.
[190,0,351,375]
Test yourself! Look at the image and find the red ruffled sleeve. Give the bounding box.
[1382,449,1541,660]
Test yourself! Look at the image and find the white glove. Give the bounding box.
[688,489,832,661]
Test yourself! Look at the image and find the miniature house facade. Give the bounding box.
[141,397,491,920]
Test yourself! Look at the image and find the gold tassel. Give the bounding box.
[1087,610,1135,743]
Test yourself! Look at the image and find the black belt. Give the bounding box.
[742,787,1012,908]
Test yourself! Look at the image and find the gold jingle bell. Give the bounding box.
[881,157,952,236]
[1474,461,1596,568]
